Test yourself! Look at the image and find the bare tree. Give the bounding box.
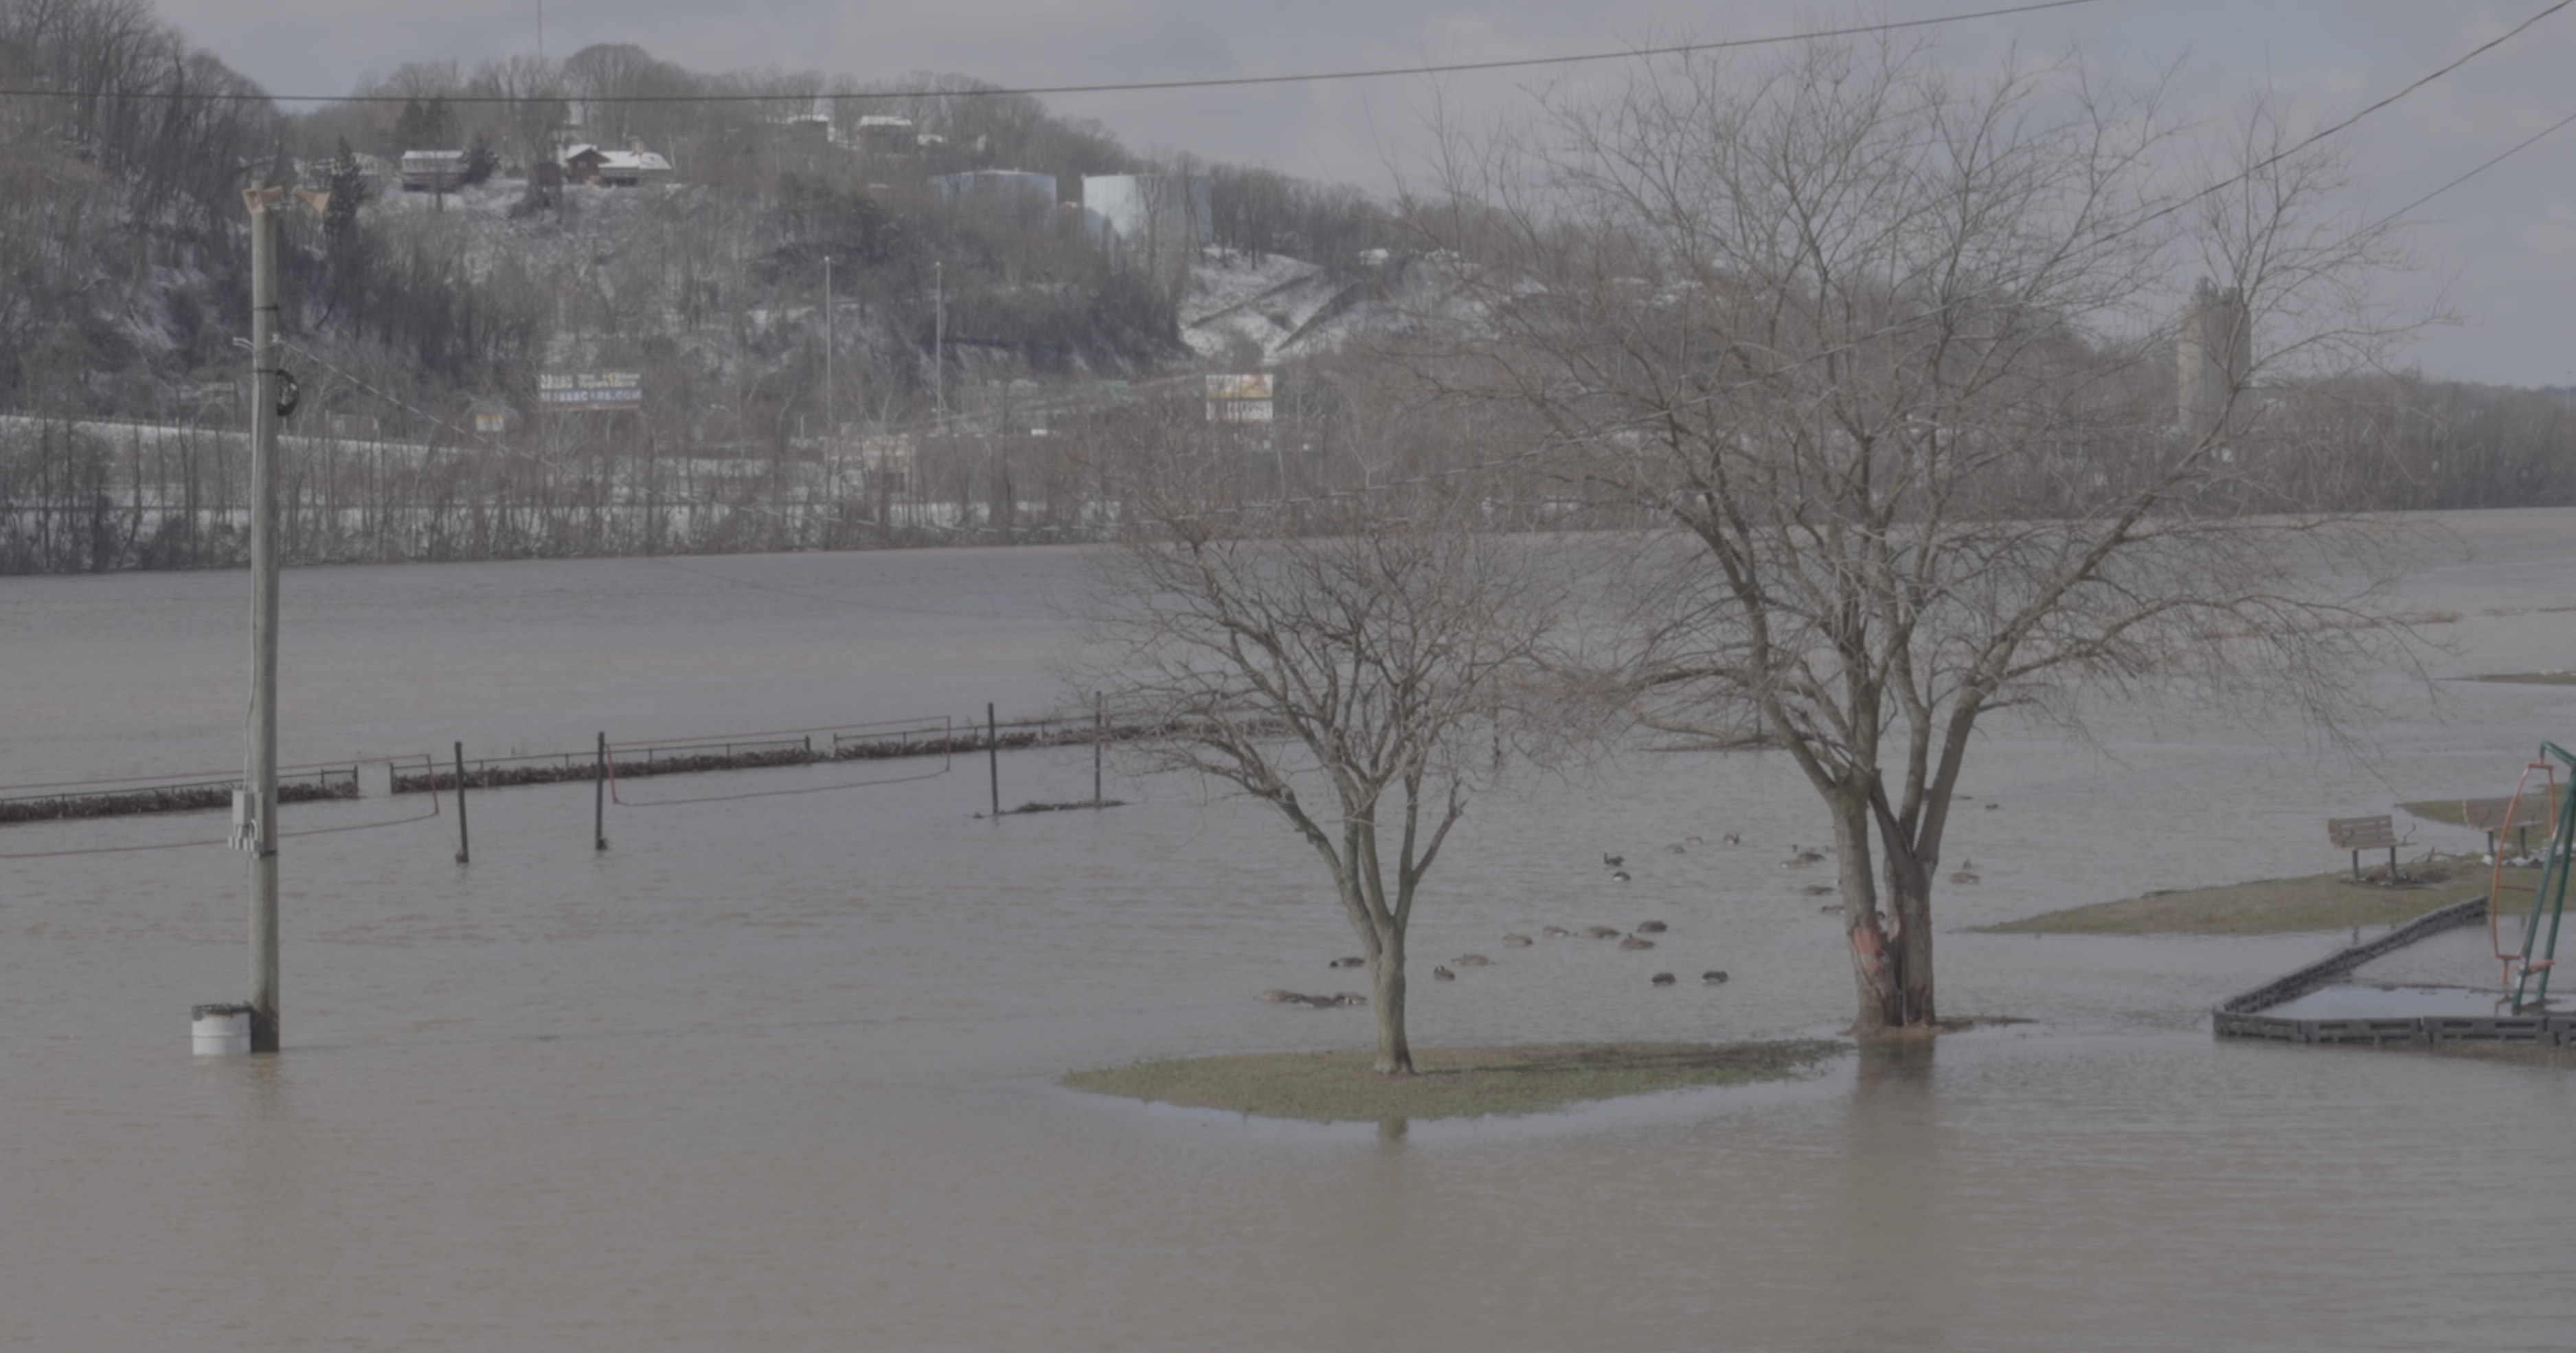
[1070,387,1562,1073]
[1407,38,2432,1032]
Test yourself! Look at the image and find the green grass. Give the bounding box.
[1980,856,2513,935]
[2397,783,2564,831]
[1063,1040,1846,1123]
[2456,672,2576,686]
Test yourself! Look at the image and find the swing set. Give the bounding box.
[2481,742,2576,1013]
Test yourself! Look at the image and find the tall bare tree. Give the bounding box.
[1070,383,1562,1072]
[1407,38,2432,1032]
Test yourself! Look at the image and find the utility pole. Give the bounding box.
[822,255,835,517]
[933,260,945,424]
[236,184,323,1055]
[242,186,286,1053]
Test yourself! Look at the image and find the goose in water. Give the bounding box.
[1618,935,1657,950]
[1636,920,1668,934]
[1702,970,1730,985]
[1651,972,1677,986]
[1432,965,1456,981]
[1502,933,1534,947]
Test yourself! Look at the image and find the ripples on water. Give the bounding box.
[4,521,2575,1350]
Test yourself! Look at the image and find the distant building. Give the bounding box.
[853,116,918,155]
[398,149,468,192]
[562,142,675,187]
[1081,174,1210,252]
[2178,278,2250,442]
[778,113,835,144]
[932,170,1061,227]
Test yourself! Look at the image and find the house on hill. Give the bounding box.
[399,149,467,192]
[563,143,675,187]
[853,116,917,155]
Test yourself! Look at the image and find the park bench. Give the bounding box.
[2327,814,2402,881]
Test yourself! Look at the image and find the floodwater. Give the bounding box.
[5,513,2575,1351]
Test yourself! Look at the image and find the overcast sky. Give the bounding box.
[149,0,2576,388]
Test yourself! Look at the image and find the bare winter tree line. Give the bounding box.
[2,0,2569,579]
[1,355,1522,571]
[1068,34,2480,1060]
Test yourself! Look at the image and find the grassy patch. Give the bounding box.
[2399,783,2564,831]
[2456,672,2576,686]
[1063,1040,1846,1123]
[2432,1042,2576,1070]
[1981,857,2518,935]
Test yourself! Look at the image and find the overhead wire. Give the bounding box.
[2134,0,2572,232]
[0,2,2107,106]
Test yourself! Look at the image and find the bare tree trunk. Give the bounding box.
[1369,928,1413,1075]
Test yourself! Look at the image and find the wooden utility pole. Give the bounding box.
[243,186,286,1053]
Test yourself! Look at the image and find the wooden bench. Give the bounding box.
[2327,814,2402,880]
[2463,795,2550,859]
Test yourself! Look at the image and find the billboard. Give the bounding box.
[1206,372,1273,423]
[538,371,644,411]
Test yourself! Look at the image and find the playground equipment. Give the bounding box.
[2484,742,2576,1011]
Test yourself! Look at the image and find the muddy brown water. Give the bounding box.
[5,515,2575,1350]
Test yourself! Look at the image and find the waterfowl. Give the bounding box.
[1603,853,1625,869]
[1329,955,1367,968]
[1702,970,1730,985]
[1257,989,1304,1003]
[1432,965,1456,981]
[1801,884,1835,897]
[1611,869,1631,882]
[1651,972,1677,985]
[1618,935,1656,950]
[1540,925,1572,938]
[1949,870,1980,885]
[1583,925,1623,939]
[1667,843,1687,853]
[1636,920,1668,934]
[1453,954,1491,967]
[1721,833,1742,846]
[1502,933,1534,947]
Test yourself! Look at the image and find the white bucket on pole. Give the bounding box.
[192,1003,253,1056]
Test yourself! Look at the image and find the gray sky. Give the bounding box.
[155,0,2576,387]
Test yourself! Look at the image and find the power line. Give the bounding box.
[2139,0,2571,230]
[2366,108,2576,232]
[0,2,2104,106]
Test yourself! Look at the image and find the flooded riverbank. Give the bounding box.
[5,516,2574,1350]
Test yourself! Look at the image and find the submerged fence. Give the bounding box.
[0,706,1151,830]
[0,763,359,827]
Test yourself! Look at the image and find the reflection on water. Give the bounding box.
[3,517,2575,1350]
